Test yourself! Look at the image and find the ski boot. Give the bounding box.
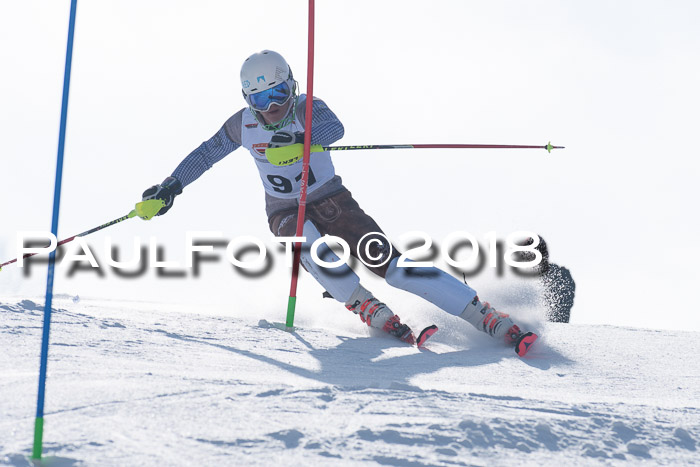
[346,295,416,344]
[460,296,538,357]
[345,285,437,347]
[380,314,416,345]
[505,324,538,357]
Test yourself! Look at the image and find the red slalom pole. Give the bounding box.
[285,0,315,329]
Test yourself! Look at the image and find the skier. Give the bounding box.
[142,50,538,356]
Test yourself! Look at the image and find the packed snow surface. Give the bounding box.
[1,298,699,466]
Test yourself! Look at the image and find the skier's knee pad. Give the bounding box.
[384,257,477,316]
[298,220,360,303]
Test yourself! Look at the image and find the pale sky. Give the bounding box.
[1,1,699,331]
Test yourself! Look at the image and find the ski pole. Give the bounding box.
[266,141,565,166]
[0,199,164,271]
[324,142,564,152]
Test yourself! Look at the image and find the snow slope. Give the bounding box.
[1,298,699,466]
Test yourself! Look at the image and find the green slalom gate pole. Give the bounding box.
[285,0,316,329]
[0,200,164,272]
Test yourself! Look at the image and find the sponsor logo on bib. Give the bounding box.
[253,143,268,157]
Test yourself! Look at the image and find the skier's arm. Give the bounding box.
[142,110,243,216]
[171,110,244,187]
[296,97,344,145]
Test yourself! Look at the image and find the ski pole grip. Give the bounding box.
[135,199,166,220]
[266,144,324,166]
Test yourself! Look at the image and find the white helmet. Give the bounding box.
[240,50,297,129]
[241,50,294,96]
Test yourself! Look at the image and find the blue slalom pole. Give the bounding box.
[32,0,79,460]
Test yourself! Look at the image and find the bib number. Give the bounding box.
[267,168,317,194]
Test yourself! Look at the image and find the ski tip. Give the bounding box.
[416,325,438,348]
[515,332,538,357]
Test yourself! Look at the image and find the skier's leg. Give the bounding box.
[384,258,477,315]
[293,189,533,353]
[269,208,414,343]
[297,221,415,344]
[307,190,401,278]
[297,219,359,303]
[384,258,525,344]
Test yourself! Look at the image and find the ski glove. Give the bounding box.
[269,130,305,148]
[266,131,323,167]
[142,176,183,216]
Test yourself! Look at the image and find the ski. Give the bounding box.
[416,324,438,348]
[514,331,538,357]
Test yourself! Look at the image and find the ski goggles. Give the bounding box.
[247,81,292,112]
